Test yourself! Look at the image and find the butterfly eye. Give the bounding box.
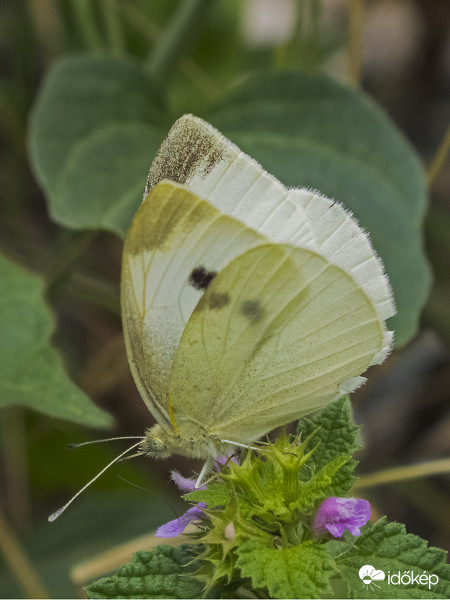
[143,436,167,456]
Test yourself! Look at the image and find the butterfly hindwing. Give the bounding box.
[169,243,384,443]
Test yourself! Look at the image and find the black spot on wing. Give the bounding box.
[241,299,264,322]
[208,292,230,310]
[189,266,217,290]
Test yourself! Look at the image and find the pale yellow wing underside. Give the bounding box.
[169,244,384,443]
[146,114,395,362]
[121,181,267,429]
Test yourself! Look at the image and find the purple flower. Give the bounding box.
[170,470,206,493]
[313,497,371,538]
[155,455,236,538]
[155,503,206,538]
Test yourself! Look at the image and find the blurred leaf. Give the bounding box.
[206,70,431,346]
[0,252,111,427]
[85,544,203,599]
[29,54,169,237]
[0,493,180,599]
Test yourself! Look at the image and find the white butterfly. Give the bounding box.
[49,115,396,521]
[121,114,395,467]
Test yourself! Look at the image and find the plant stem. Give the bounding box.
[71,0,103,51]
[292,0,322,68]
[427,121,450,186]
[1,408,31,532]
[100,0,125,54]
[45,231,97,291]
[0,508,50,599]
[26,0,64,57]
[355,458,450,489]
[348,0,363,86]
[147,0,215,80]
[68,270,121,316]
[284,520,300,546]
[123,1,218,98]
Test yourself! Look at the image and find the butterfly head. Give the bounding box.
[140,424,173,459]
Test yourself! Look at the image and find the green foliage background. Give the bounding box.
[0,1,449,598]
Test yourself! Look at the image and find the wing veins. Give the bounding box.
[211,321,380,429]
[213,349,377,433]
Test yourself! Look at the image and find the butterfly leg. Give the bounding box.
[220,439,260,451]
[195,458,213,489]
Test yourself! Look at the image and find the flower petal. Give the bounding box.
[155,503,206,538]
[170,470,206,492]
[313,497,371,538]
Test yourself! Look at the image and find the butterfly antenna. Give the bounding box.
[48,440,143,522]
[66,436,144,448]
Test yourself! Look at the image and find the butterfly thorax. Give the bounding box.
[140,424,226,459]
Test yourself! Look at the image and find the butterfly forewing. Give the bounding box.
[121,181,267,425]
[146,114,395,350]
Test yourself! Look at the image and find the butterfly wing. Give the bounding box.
[169,243,385,443]
[121,180,267,428]
[146,114,395,336]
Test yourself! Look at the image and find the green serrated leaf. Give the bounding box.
[236,538,335,599]
[207,70,431,345]
[29,54,169,237]
[297,397,360,495]
[85,545,204,599]
[185,483,231,506]
[337,518,450,599]
[294,455,350,512]
[0,253,111,428]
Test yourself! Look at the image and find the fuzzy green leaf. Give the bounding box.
[208,70,431,345]
[294,455,350,512]
[297,397,360,496]
[29,54,168,237]
[337,518,450,598]
[236,538,335,599]
[237,460,287,519]
[85,545,204,599]
[0,253,111,428]
[185,484,231,506]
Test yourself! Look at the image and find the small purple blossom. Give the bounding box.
[155,455,236,538]
[313,497,371,538]
[170,470,206,493]
[155,502,206,537]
